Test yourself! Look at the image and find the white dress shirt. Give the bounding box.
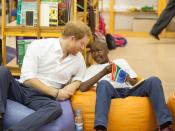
[19,38,86,89]
[82,58,137,88]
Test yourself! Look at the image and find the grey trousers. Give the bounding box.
[0,66,62,131]
[150,0,175,36]
[94,77,172,129]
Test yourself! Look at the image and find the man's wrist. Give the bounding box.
[55,90,59,99]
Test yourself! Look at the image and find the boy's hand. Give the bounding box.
[103,64,112,75]
[125,75,137,86]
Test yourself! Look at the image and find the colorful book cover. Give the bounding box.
[49,5,58,26]
[16,0,22,25]
[58,1,68,25]
[111,64,128,83]
[21,2,37,26]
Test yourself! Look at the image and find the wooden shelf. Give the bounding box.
[5,21,64,37]
[4,26,64,37]
[6,58,21,76]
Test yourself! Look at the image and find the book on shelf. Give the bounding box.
[58,0,73,25]
[58,1,68,25]
[16,0,22,25]
[20,1,37,26]
[16,37,36,66]
[40,0,59,26]
[49,4,58,26]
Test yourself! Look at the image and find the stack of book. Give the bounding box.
[17,0,73,26]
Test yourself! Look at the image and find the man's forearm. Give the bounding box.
[24,78,59,98]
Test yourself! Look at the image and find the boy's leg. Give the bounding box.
[94,80,124,130]
[8,87,62,131]
[129,76,172,128]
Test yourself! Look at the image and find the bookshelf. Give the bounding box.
[100,0,175,37]
[1,0,85,76]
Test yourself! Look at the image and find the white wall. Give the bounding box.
[100,0,158,31]
[99,0,158,10]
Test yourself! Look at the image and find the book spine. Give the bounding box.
[49,4,58,26]
[17,40,25,65]
[16,0,22,25]
[58,1,68,25]
[17,39,35,65]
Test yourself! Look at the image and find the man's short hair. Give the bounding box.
[62,21,92,40]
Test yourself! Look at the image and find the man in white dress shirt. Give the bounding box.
[80,39,173,131]
[0,21,91,131]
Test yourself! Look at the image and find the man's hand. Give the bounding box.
[63,81,81,95]
[56,88,73,101]
[56,81,81,100]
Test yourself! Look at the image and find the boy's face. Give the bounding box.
[90,43,109,64]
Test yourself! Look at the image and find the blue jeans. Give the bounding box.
[94,77,172,129]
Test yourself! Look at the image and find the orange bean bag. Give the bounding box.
[71,89,157,131]
[167,93,175,129]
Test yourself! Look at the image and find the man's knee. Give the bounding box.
[48,102,63,117]
[0,66,11,77]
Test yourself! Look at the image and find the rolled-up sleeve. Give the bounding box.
[72,54,86,82]
[19,41,39,83]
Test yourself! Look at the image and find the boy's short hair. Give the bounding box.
[62,21,92,40]
[90,38,108,51]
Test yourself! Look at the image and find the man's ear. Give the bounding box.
[71,36,76,41]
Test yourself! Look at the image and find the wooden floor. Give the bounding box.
[108,37,175,100]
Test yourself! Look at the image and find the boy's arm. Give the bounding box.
[80,64,112,92]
